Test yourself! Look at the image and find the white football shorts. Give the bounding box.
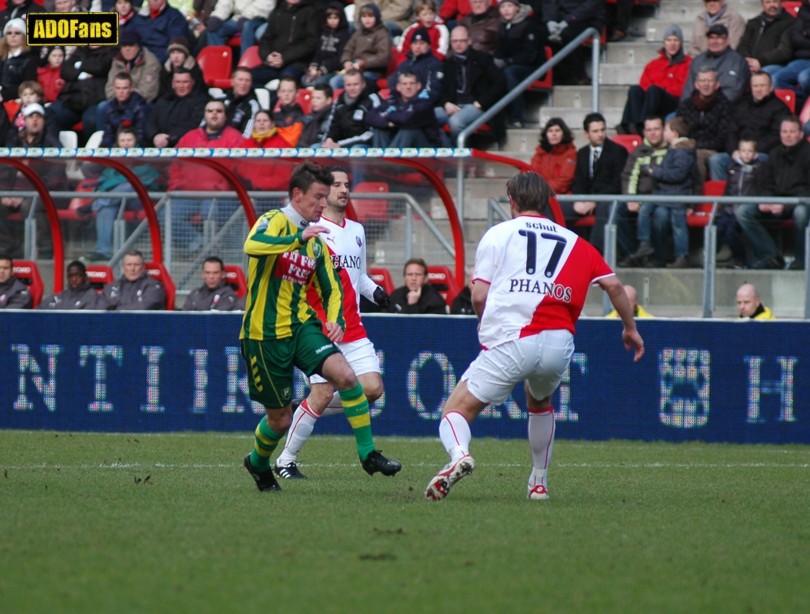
[310,337,380,384]
[462,330,575,405]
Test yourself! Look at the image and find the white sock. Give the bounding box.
[276,400,319,466]
[439,411,472,462]
[321,391,343,417]
[527,407,555,488]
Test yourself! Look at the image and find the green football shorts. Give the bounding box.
[241,320,340,409]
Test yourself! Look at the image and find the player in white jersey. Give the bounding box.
[274,168,393,479]
[425,170,645,501]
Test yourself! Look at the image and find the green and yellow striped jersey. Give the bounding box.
[240,207,344,340]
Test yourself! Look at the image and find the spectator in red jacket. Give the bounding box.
[618,24,692,135]
[168,99,247,252]
[529,117,577,195]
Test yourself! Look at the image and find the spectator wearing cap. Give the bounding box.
[617,24,691,135]
[681,23,750,104]
[203,0,274,58]
[0,0,45,38]
[130,0,193,65]
[397,0,450,62]
[437,24,507,143]
[158,37,205,99]
[98,72,152,146]
[104,30,161,104]
[252,0,322,87]
[1,103,67,259]
[493,0,543,128]
[145,67,207,147]
[331,2,391,91]
[45,43,117,144]
[0,18,38,102]
[38,260,109,310]
[689,0,746,57]
[388,26,444,104]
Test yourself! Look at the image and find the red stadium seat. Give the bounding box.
[427,265,461,305]
[296,88,312,115]
[12,260,44,308]
[85,265,114,291]
[368,266,395,294]
[774,88,796,114]
[612,134,642,153]
[783,1,801,17]
[145,261,176,310]
[223,264,247,297]
[688,180,726,227]
[237,45,262,69]
[529,47,554,92]
[351,182,390,225]
[197,45,233,88]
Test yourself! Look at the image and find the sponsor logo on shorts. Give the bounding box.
[315,344,334,355]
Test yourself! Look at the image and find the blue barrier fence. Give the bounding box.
[1,313,807,443]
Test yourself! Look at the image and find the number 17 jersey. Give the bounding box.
[474,214,614,349]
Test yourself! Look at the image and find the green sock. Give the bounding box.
[249,416,281,470]
[340,383,375,461]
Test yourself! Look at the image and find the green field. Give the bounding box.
[1,431,808,613]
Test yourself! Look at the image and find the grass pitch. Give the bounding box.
[1,431,808,613]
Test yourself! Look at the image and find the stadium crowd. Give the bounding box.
[1,0,809,275]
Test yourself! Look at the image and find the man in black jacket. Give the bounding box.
[736,116,810,270]
[0,255,32,309]
[437,25,507,144]
[182,256,240,311]
[145,68,207,147]
[571,112,631,256]
[736,0,794,74]
[38,261,108,310]
[251,0,321,86]
[323,70,382,148]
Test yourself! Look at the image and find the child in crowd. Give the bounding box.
[272,76,305,146]
[36,47,65,103]
[626,117,697,268]
[719,137,763,268]
[116,0,138,32]
[9,81,45,132]
[397,0,450,62]
[332,3,391,90]
[303,2,350,87]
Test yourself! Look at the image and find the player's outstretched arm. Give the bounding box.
[599,275,645,362]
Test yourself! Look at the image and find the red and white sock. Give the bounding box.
[527,407,555,488]
[439,411,471,463]
[276,399,319,466]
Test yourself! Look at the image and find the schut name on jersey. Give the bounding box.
[508,278,572,302]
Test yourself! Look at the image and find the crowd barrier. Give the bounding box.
[1,313,807,444]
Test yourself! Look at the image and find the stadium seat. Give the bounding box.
[529,47,554,94]
[85,265,114,291]
[427,265,461,306]
[352,181,390,226]
[12,260,44,308]
[237,45,262,69]
[774,89,796,114]
[368,266,395,294]
[223,264,247,297]
[85,130,104,149]
[612,134,642,153]
[59,130,84,181]
[783,1,801,17]
[296,88,312,115]
[197,45,233,88]
[688,180,726,227]
[145,262,176,310]
[801,97,810,130]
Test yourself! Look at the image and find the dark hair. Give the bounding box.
[113,71,132,83]
[255,109,273,122]
[232,66,253,79]
[643,115,664,128]
[0,254,14,265]
[403,257,428,276]
[124,249,145,262]
[582,112,606,131]
[66,260,86,274]
[279,75,298,89]
[505,171,552,216]
[324,165,351,184]
[750,70,772,84]
[289,161,334,198]
[115,126,138,144]
[203,256,224,269]
[781,115,802,131]
[313,83,333,98]
[539,117,573,149]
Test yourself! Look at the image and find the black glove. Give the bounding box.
[207,16,223,32]
[373,286,390,309]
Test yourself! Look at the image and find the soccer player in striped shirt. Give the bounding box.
[240,162,401,492]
